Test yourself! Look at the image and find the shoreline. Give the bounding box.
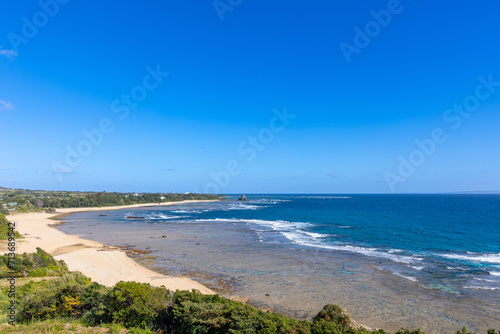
[2,200,217,294]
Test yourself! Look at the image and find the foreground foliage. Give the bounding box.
[0,318,156,333]
[1,251,498,334]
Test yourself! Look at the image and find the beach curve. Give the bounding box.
[3,200,217,294]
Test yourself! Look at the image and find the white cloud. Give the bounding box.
[0,100,14,110]
[0,48,17,59]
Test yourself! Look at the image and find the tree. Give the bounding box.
[34,199,43,209]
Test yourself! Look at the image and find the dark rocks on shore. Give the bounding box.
[126,216,145,219]
[238,195,248,201]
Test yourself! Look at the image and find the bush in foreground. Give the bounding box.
[170,290,313,333]
[2,250,498,334]
[16,272,92,321]
[97,281,170,329]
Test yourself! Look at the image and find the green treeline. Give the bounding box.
[0,187,221,214]
[40,192,220,209]
[0,251,497,334]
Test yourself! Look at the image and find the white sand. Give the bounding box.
[3,201,216,294]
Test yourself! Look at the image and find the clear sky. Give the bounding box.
[1,0,499,194]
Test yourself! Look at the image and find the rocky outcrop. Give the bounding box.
[238,195,247,201]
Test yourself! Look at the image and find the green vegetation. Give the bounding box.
[0,214,21,240]
[89,281,170,329]
[0,318,157,333]
[1,250,498,334]
[0,247,69,279]
[0,187,221,214]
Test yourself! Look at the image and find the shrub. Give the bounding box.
[396,329,426,334]
[17,272,92,322]
[455,328,476,334]
[81,282,110,325]
[98,281,170,329]
[169,290,311,334]
[0,213,21,240]
[311,319,344,334]
[313,304,351,328]
[0,248,68,279]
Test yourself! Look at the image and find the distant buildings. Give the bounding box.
[3,202,18,212]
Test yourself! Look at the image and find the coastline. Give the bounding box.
[2,200,216,294]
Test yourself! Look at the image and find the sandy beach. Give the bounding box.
[2,200,216,294]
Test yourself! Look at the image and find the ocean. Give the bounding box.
[59,194,500,332]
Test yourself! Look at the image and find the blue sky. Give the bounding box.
[1,0,499,194]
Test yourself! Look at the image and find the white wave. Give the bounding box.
[225,204,262,210]
[463,285,500,291]
[491,271,500,276]
[147,214,182,220]
[337,226,351,229]
[473,277,498,283]
[192,217,423,265]
[193,218,232,222]
[303,231,327,239]
[439,253,500,264]
[393,273,418,282]
[281,231,422,264]
[191,218,307,230]
[171,210,191,213]
[410,265,425,271]
[446,266,467,271]
[242,219,424,265]
[251,199,291,204]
